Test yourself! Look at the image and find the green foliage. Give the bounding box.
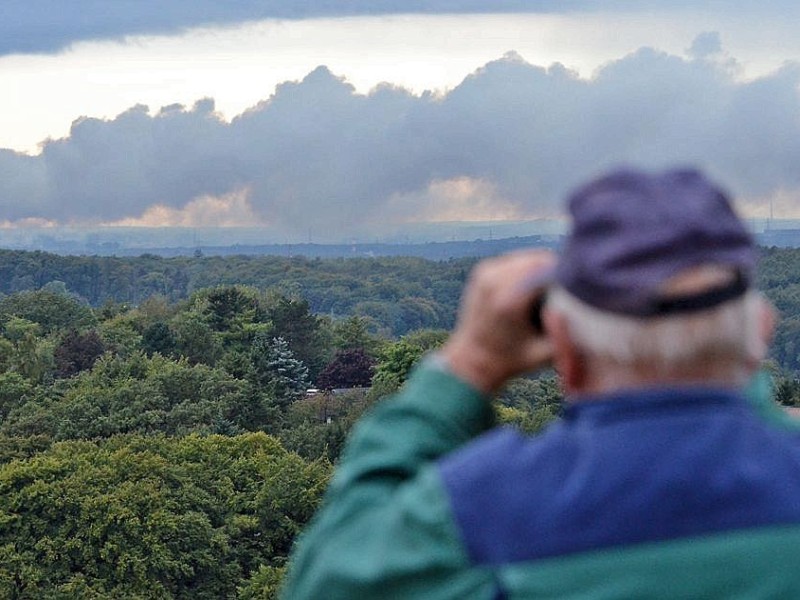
[2,317,40,344]
[499,375,562,409]
[759,248,800,372]
[1,247,800,597]
[0,372,34,421]
[250,336,310,407]
[134,295,175,327]
[173,310,223,366]
[0,337,14,374]
[0,434,51,464]
[769,362,800,406]
[331,315,380,355]
[141,321,177,357]
[0,289,96,334]
[266,296,327,379]
[394,297,448,335]
[238,564,286,600]
[496,375,563,434]
[278,420,348,463]
[0,433,330,598]
[402,328,449,351]
[1,353,270,440]
[97,313,143,358]
[187,286,271,353]
[3,318,55,384]
[279,388,373,463]
[368,329,446,397]
[202,286,264,332]
[495,401,561,434]
[370,337,428,395]
[0,250,475,337]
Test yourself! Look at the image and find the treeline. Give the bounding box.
[0,250,471,336]
[759,247,800,371]
[0,286,342,597]
[0,276,558,597]
[3,246,800,367]
[1,247,800,596]
[1,433,327,598]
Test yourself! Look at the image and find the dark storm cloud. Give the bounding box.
[0,0,563,55]
[38,99,238,222]
[2,40,800,233]
[3,0,798,56]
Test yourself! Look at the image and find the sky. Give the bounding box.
[2,1,800,239]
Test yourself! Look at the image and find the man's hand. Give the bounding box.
[440,250,556,394]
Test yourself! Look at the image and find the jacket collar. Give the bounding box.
[563,386,748,425]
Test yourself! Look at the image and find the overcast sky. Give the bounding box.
[2,2,800,236]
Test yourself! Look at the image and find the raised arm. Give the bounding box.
[281,250,555,599]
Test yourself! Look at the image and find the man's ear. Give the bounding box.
[543,309,585,395]
[757,297,777,362]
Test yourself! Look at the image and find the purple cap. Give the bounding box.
[554,168,756,317]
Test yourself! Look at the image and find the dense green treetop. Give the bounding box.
[0,432,330,599]
[0,247,797,596]
[0,250,471,336]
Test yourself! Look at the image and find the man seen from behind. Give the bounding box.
[281,167,800,599]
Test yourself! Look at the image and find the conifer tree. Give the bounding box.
[251,334,310,406]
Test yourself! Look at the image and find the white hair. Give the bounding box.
[546,285,766,382]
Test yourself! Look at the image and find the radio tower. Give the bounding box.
[769,195,774,231]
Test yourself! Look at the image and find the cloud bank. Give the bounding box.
[1,39,799,236]
[4,1,798,57]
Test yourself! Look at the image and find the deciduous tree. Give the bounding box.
[317,349,375,390]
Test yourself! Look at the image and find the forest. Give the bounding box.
[0,246,799,598]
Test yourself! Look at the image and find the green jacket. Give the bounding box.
[281,365,800,599]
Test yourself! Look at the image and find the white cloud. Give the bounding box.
[103,188,261,227]
[741,188,800,221]
[0,217,58,229]
[5,11,800,154]
[385,177,523,223]
[2,40,800,237]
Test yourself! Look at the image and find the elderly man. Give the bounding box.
[281,168,800,599]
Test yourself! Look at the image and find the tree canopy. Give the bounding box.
[0,246,797,595]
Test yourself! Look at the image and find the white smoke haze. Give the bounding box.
[1,37,799,237]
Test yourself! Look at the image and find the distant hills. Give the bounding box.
[131,235,563,260]
[0,221,798,260]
